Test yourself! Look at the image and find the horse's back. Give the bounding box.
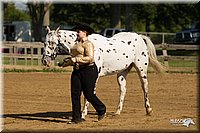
[88,32,148,76]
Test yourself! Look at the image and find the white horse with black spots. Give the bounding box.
[42,26,165,119]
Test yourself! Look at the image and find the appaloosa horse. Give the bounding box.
[42,26,164,119]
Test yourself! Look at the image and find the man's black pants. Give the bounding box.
[71,64,106,121]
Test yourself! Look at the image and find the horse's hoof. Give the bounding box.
[114,111,121,115]
[146,107,153,116]
[81,114,86,119]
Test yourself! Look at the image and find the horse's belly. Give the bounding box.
[100,57,133,75]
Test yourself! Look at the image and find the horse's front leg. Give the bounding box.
[81,98,89,119]
[115,71,129,115]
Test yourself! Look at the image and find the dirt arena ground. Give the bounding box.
[2,72,199,132]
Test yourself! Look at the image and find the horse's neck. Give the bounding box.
[60,30,77,50]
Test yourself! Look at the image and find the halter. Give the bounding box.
[57,40,71,55]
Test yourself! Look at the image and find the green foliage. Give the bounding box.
[51,4,111,31]
[50,3,199,33]
[153,4,198,32]
[129,4,198,32]
[3,2,30,22]
[3,2,199,38]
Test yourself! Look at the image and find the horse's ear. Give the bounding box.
[46,26,51,33]
[55,26,60,35]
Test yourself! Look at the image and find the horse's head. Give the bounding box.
[42,26,60,67]
[42,26,77,67]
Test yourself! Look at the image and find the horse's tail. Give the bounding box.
[140,34,166,74]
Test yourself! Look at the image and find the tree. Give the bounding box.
[51,4,110,31]
[28,3,199,39]
[154,4,198,32]
[196,2,200,20]
[3,2,30,22]
[132,4,157,32]
[110,4,121,28]
[125,4,133,31]
[27,2,51,41]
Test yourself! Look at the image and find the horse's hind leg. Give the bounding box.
[133,62,153,115]
[81,99,89,119]
[115,65,132,115]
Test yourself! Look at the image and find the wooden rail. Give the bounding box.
[2,41,44,66]
[154,44,199,66]
[2,41,199,68]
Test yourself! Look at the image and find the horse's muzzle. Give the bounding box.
[42,55,52,67]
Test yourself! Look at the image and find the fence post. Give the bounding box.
[24,47,27,66]
[9,47,13,65]
[162,43,169,66]
[30,46,33,66]
[161,33,169,66]
[14,46,17,65]
[162,33,165,44]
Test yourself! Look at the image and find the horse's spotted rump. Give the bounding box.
[142,52,147,57]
